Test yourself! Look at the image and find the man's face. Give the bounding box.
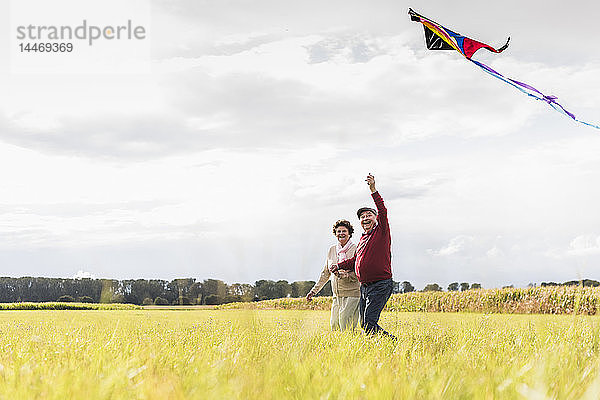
[335,226,350,243]
[359,211,377,233]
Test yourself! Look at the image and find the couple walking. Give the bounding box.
[306,174,395,339]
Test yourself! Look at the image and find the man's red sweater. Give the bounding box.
[337,191,392,284]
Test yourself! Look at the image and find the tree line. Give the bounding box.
[0,277,325,305]
[422,282,483,292]
[0,277,492,305]
[540,279,600,287]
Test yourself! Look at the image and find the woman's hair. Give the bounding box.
[332,219,354,238]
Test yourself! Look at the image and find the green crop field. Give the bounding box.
[1,309,600,399]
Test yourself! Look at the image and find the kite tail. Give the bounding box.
[576,119,600,130]
[470,59,600,129]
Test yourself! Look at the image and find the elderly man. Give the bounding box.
[330,174,396,339]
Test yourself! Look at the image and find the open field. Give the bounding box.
[141,305,217,310]
[0,302,139,311]
[1,309,600,399]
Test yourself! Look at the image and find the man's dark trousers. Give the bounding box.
[359,278,396,339]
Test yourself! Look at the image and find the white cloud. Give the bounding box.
[486,246,504,258]
[0,0,599,286]
[73,270,95,279]
[428,235,474,257]
[567,235,600,256]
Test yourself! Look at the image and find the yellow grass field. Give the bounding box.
[220,286,600,315]
[2,309,600,399]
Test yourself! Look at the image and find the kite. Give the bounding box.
[408,8,599,129]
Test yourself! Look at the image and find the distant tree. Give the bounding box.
[400,281,415,294]
[57,295,75,302]
[274,280,292,298]
[392,281,400,294]
[447,282,459,291]
[78,296,94,303]
[254,280,276,301]
[254,280,292,300]
[460,282,470,292]
[100,279,122,303]
[471,283,482,289]
[178,296,193,305]
[81,278,102,302]
[142,297,153,306]
[148,280,170,303]
[112,294,126,303]
[189,282,203,304]
[502,285,515,289]
[202,279,228,303]
[290,281,315,298]
[168,278,196,303]
[423,283,442,292]
[123,279,155,305]
[563,279,600,287]
[205,294,221,305]
[228,283,254,302]
[222,295,241,303]
[154,297,169,305]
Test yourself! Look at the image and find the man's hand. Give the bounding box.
[328,263,338,273]
[366,173,376,193]
[306,290,315,302]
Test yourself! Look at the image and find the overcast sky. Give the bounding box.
[1,0,599,290]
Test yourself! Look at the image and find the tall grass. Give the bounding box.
[219,286,600,315]
[0,302,140,310]
[1,310,600,399]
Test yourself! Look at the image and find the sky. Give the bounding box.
[1,0,599,290]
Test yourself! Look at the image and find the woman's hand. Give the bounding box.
[337,269,349,279]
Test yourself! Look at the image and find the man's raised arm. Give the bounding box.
[367,174,388,231]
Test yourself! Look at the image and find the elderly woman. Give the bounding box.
[306,219,360,331]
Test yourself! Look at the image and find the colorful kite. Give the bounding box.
[408,8,599,129]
